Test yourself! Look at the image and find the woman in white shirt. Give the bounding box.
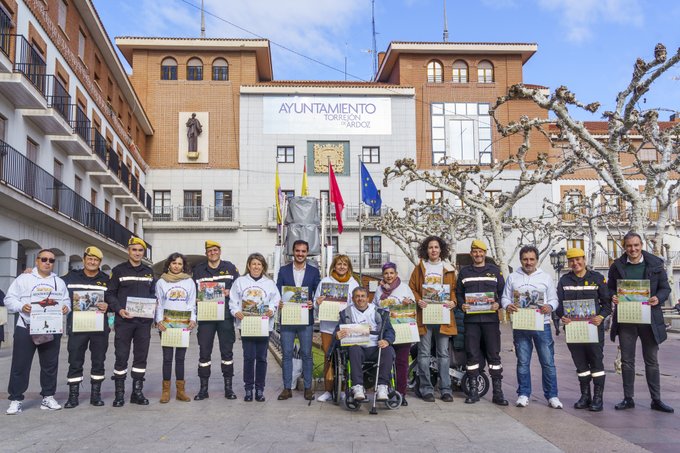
[314,254,359,402]
[230,253,280,402]
[156,253,196,404]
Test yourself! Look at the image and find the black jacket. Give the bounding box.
[193,260,239,320]
[62,269,111,333]
[106,261,155,324]
[455,263,505,323]
[607,250,670,344]
[556,269,611,341]
[0,289,5,343]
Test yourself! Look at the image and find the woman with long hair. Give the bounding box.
[155,252,197,403]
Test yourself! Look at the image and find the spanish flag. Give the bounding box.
[275,165,283,224]
[301,158,309,196]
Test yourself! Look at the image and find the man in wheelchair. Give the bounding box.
[334,287,395,402]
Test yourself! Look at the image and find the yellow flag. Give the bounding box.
[275,165,282,224]
[301,158,309,196]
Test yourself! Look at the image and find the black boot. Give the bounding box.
[244,389,253,402]
[574,377,592,409]
[589,376,604,412]
[112,379,125,407]
[255,389,265,402]
[465,377,480,404]
[194,377,209,400]
[64,383,80,409]
[90,380,105,407]
[130,378,149,405]
[491,377,508,406]
[224,377,237,399]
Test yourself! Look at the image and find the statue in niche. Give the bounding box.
[186,113,203,155]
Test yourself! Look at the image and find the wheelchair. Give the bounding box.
[331,347,402,411]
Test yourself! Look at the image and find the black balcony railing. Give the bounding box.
[13,34,48,96]
[130,174,138,198]
[92,129,107,162]
[73,105,90,142]
[0,139,151,258]
[120,162,129,187]
[45,77,73,123]
[0,8,12,57]
[107,147,119,174]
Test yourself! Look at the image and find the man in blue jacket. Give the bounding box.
[608,232,673,413]
[276,240,320,401]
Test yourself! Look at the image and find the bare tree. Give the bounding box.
[499,43,680,255]
[383,117,577,275]
[364,197,478,266]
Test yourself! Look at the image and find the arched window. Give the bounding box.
[477,60,494,83]
[452,60,468,83]
[212,58,229,81]
[187,57,203,81]
[160,57,177,80]
[427,60,443,83]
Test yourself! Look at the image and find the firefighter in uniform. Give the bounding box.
[106,237,155,407]
[555,248,611,412]
[63,246,110,408]
[193,240,239,400]
[455,240,508,406]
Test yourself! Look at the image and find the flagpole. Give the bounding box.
[328,158,333,261]
[358,155,363,282]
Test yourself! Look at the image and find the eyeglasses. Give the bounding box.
[39,257,56,263]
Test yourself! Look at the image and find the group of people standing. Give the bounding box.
[2,231,675,416]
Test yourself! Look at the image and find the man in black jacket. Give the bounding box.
[608,232,673,413]
[106,237,155,407]
[455,239,507,406]
[556,248,611,412]
[62,246,110,408]
[193,240,239,400]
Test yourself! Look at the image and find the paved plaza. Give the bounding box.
[0,324,676,452]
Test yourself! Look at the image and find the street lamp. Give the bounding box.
[549,247,567,279]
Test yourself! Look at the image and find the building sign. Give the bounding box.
[263,96,391,135]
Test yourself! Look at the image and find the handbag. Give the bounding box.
[31,334,55,345]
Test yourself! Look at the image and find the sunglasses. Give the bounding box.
[39,257,56,263]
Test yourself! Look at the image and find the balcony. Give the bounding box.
[52,105,92,156]
[267,203,387,230]
[145,205,239,230]
[0,139,151,259]
[21,77,73,136]
[0,34,50,108]
[345,251,390,270]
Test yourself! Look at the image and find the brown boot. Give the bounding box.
[160,380,171,403]
[176,380,191,402]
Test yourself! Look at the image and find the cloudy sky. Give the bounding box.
[94,0,680,120]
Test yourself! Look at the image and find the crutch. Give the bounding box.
[370,313,389,415]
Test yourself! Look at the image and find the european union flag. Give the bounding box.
[360,161,382,215]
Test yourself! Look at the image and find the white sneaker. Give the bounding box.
[352,385,366,401]
[316,391,333,402]
[376,384,389,401]
[548,397,563,409]
[40,396,62,411]
[516,395,529,407]
[6,401,22,415]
